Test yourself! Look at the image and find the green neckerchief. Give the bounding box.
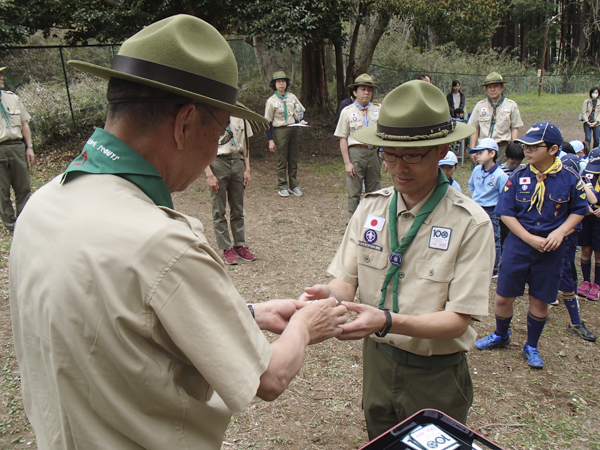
[487,94,505,139]
[61,128,173,209]
[0,91,11,128]
[275,91,288,121]
[379,169,449,313]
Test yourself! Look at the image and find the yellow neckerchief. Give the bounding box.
[528,156,562,214]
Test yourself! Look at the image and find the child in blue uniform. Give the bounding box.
[577,147,600,301]
[475,122,588,369]
[468,138,508,277]
[500,143,525,248]
[438,151,462,193]
[555,154,597,341]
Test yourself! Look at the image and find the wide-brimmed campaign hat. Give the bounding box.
[479,72,507,87]
[0,67,5,72]
[515,122,563,147]
[354,80,475,148]
[271,71,290,82]
[348,73,378,89]
[68,15,267,123]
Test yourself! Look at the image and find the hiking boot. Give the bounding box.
[475,331,511,350]
[289,187,303,196]
[223,248,238,265]
[567,322,598,342]
[586,283,600,301]
[234,245,256,261]
[278,189,289,197]
[577,281,593,297]
[522,344,544,369]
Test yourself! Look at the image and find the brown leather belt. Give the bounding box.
[0,139,22,146]
[353,144,374,149]
[379,343,463,369]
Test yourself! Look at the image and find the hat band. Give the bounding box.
[111,55,238,106]
[376,119,455,142]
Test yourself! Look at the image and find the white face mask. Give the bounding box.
[592,92,598,99]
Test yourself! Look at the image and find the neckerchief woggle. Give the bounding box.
[0,91,12,129]
[275,91,288,121]
[379,169,449,313]
[354,100,371,127]
[487,94,505,138]
[61,128,173,209]
[528,156,562,214]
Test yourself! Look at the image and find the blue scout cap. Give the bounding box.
[469,137,499,154]
[561,154,580,172]
[515,122,562,147]
[439,151,458,166]
[585,147,600,173]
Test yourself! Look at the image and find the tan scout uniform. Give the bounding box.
[10,175,273,450]
[468,98,523,163]
[0,90,32,231]
[265,92,305,190]
[210,117,252,249]
[335,102,382,218]
[328,184,493,433]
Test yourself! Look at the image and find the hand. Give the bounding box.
[381,161,388,173]
[337,302,388,340]
[26,147,35,165]
[345,161,355,179]
[254,299,307,334]
[300,120,308,125]
[292,297,347,344]
[526,234,548,252]
[543,228,566,251]
[268,140,276,153]
[470,153,477,164]
[299,284,332,302]
[206,173,219,193]
[593,208,600,218]
[243,169,251,188]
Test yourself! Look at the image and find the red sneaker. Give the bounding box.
[587,283,600,301]
[577,281,592,297]
[223,248,238,265]
[234,245,256,261]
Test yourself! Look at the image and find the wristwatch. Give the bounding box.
[26,144,33,148]
[375,308,392,337]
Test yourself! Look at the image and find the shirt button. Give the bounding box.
[399,272,405,278]
[364,256,371,263]
[403,213,411,219]
[429,269,435,276]
[384,190,389,194]
[389,340,395,346]
[537,222,541,226]
[458,200,464,203]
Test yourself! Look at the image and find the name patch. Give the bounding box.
[358,241,382,251]
[429,227,452,250]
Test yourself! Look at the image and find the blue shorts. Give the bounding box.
[559,232,578,293]
[496,232,567,303]
[578,215,600,251]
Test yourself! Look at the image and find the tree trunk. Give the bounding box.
[344,2,365,90]
[354,12,392,76]
[301,40,332,113]
[334,41,346,104]
[252,35,280,90]
[427,24,436,50]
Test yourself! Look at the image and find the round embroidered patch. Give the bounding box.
[390,252,402,266]
[364,229,378,244]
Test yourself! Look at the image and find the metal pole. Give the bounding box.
[59,46,76,128]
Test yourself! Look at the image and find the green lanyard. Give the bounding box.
[487,94,505,138]
[61,128,173,208]
[379,169,449,313]
[275,91,288,121]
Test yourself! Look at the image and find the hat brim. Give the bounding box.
[479,80,507,87]
[0,67,5,72]
[584,162,600,174]
[69,60,268,123]
[514,136,545,146]
[348,83,379,89]
[354,121,475,148]
[438,161,457,166]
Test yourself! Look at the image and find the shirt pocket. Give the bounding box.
[413,260,455,313]
[515,191,533,204]
[357,245,388,270]
[546,192,570,220]
[7,107,22,128]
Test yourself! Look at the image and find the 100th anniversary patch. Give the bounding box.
[429,226,452,250]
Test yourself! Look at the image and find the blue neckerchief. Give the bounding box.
[482,163,498,176]
[448,176,455,186]
[353,101,371,127]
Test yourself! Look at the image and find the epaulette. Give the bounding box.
[562,165,581,180]
[508,165,528,180]
[364,186,394,197]
[446,189,490,225]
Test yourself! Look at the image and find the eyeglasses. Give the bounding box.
[196,103,233,145]
[522,144,547,153]
[377,146,437,164]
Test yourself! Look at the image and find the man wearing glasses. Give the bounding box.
[302,80,494,438]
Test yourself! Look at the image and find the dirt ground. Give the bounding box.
[0,104,599,450]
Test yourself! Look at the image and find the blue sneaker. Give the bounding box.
[522,344,544,369]
[475,331,511,350]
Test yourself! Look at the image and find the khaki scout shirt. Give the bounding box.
[468,97,523,143]
[217,117,253,156]
[334,102,381,147]
[0,90,31,142]
[264,92,304,127]
[328,185,494,356]
[10,175,273,450]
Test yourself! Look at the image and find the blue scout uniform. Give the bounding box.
[494,163,588,302]
[468,164,508,207]
[579,167,600,251]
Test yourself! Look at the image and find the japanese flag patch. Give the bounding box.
[519,177,531,185]
[364,215,385,231]
[429,227,452,250]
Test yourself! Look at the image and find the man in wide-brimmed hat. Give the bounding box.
[468,71,523,164]
[335,73,383,219]
[9,15,346,449]
[0,66,34,234]
[303,80,494,438]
